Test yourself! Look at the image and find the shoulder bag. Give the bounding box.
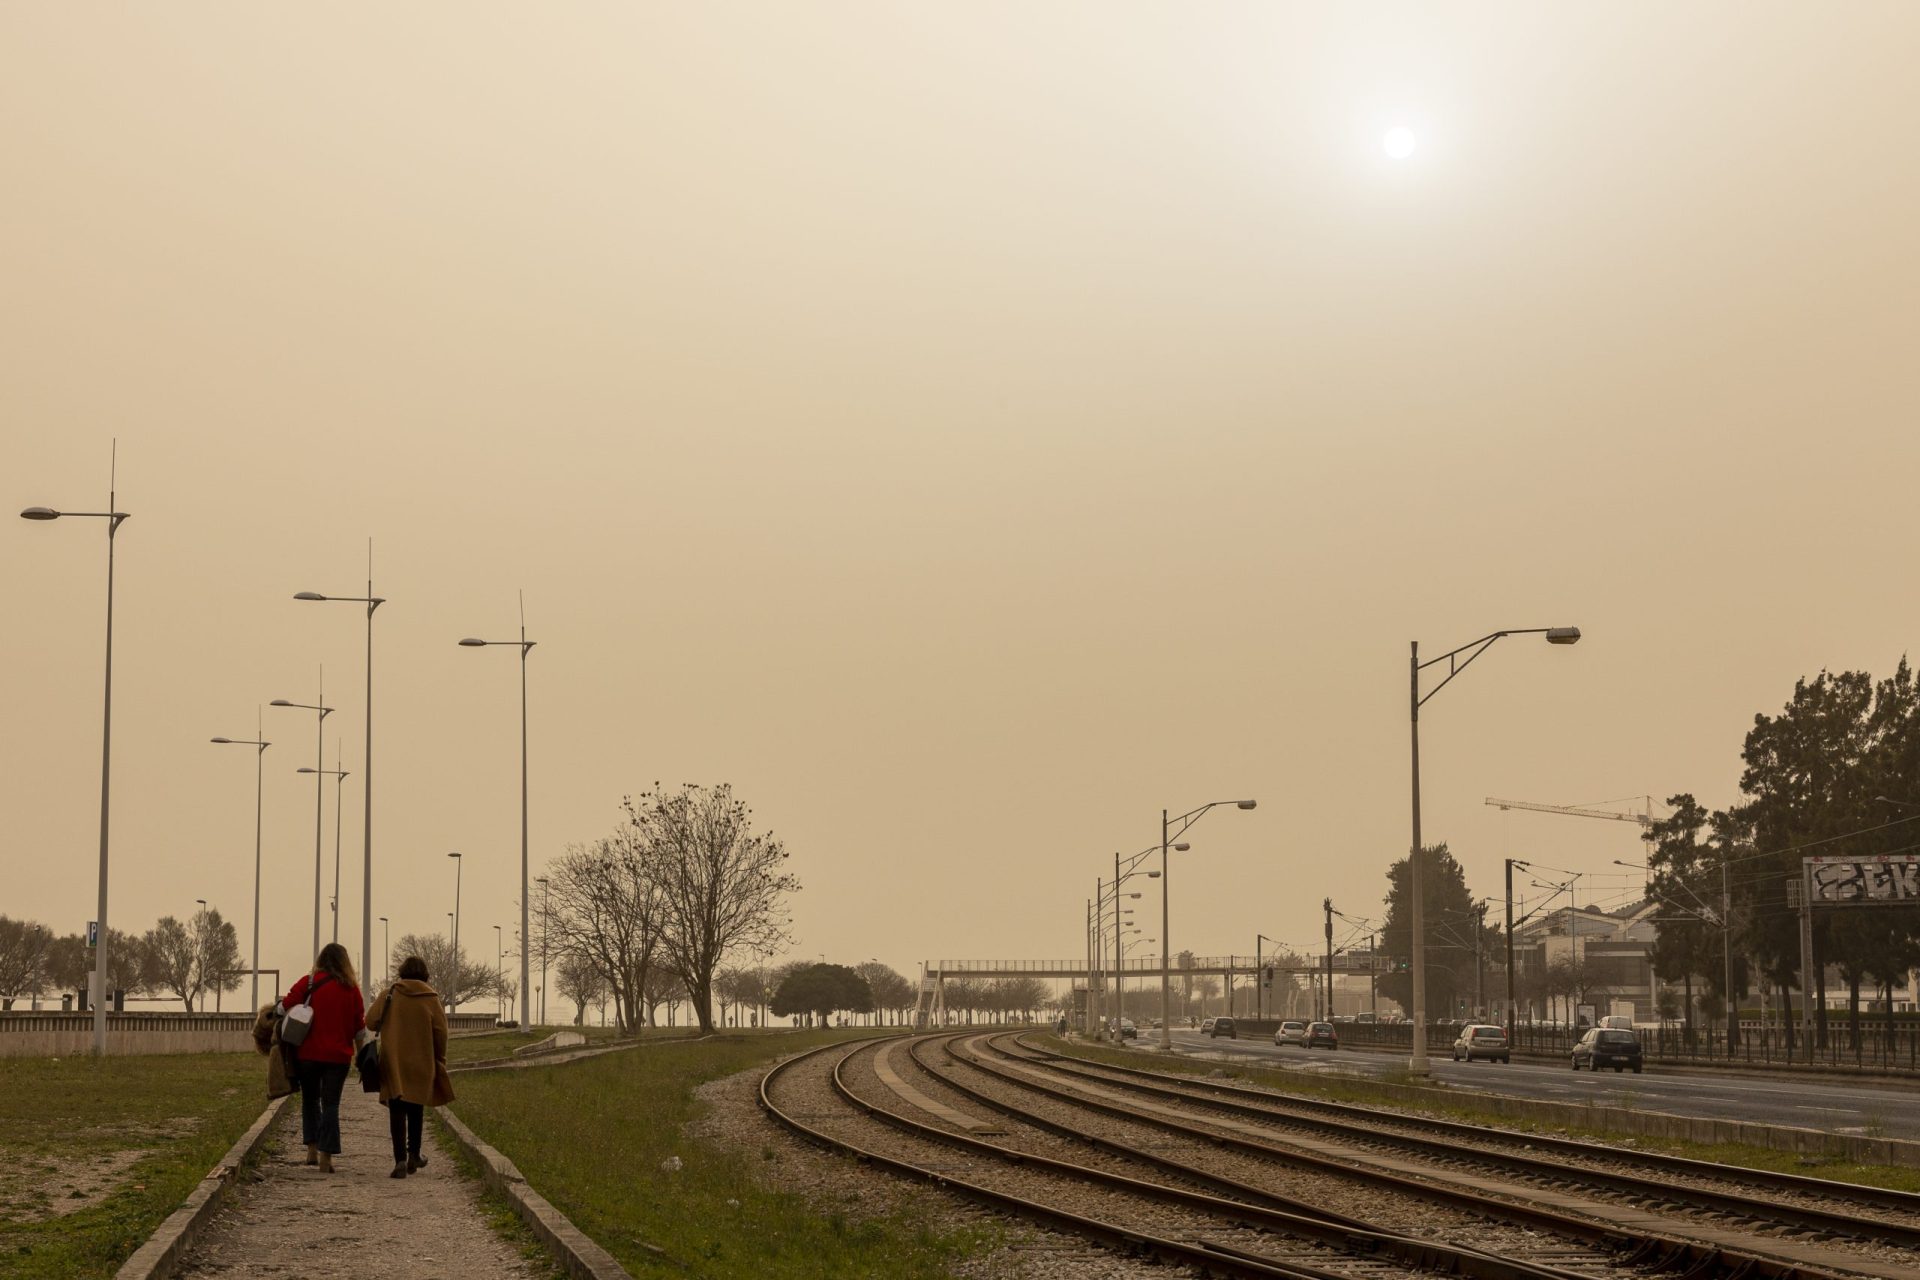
[280,975,332,1048]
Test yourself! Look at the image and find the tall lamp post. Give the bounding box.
[460,616,536,1033]
[211,723,270,1012]
[21,476,130,1056]
[1158,800,1257,1049]
[494,924,504,1022]
[1408,626,1580,1074]
[297,746,349,943]
[1112,849,1160,1039]
[535,875,550,1027]
[294,564,385,1003]
[269,687,335,959]
[378,916,390,985]
[447,853,463,1012]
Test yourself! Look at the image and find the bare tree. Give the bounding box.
[0,917,54,1009]
[628,783,799,1033]
[556,949,607,1025]
[144,917,199,1011]
[545,834,663,1031]
[193,909,243,1011]
[390,932,498,1009]
[854,962,914,1025]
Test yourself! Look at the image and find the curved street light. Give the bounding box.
[211,721,270,1011]
[1159,801,1256,1048]
[270,689,335,958]
[297,749,350,943]
[459,606,536,1034]
[1409,626,1580,1074]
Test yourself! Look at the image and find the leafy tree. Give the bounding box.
[0,917,54,1009]
[770,963,872,1025]
[1377,844,1488,1023]
[854,962,915,1025]
[627,783,800,1034]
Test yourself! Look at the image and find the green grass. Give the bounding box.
[447,1029,1001,1278]
[444,1025,697,1065]
[1035,1034,1920,1194]
[0,1052,271,1279]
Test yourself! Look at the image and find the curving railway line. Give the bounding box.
[758,1030,1920,1280]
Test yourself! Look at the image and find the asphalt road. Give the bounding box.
[1149,1029,1920,1141]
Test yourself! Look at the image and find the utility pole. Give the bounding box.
[1369,932,1378,1016]
[1722,850,1737,1051]
[1323,898,1334,1020]
[1474,900,1486,1020]
[1505,859,1519,1033]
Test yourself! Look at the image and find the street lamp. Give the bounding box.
[494,924,504,1022]
[460,613,536,1033]
[294,562,386,1002]
[211,724,270,1012]
[269,689,335,959]
[297,747,349,943]
[1159,800,1255,1049]
[535,875,550,1027]
[378,916,389,985]
[1408,627,1579,1075]
[21,475,130,1056]
[447,853,463,1012]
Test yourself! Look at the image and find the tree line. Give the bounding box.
[1645,661,1920,1046]
[0,908,243,1012]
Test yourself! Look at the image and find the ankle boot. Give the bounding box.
[390,1161,408,1179]
[407,1152,427,1173]
[305,1145,318,1166]
[318,1152,333,1173]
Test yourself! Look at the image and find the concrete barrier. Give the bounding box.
[0,1011,499,1057]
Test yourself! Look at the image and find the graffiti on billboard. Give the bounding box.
[1805,854,1920,904]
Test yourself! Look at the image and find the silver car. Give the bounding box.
[1273,1020,1309,1047]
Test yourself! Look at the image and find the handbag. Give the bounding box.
[356,1037,382,1094]
[279,975,331,1048]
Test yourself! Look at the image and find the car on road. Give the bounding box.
[1304,1021,1337,1050]
[1119,1018,1138,1039]
[1200,1017,1215,1035]
[1571,1027,1643,1073]
[1273,1020,1309,1047]
[1207,1016,1237,1039]
[1450,1024,1511,1063]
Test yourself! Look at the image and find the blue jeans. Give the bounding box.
[299,1060,350,1155]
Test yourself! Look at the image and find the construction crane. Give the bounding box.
[1485,796,1653,827]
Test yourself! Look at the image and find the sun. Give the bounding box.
[1382,127,1418,160]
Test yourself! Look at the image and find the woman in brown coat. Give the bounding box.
[366,955,455,1179]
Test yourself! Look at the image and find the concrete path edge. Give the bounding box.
[438,1107,634,1280]
[112,1093,294,1280]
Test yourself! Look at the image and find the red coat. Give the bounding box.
[282,973,366,1065]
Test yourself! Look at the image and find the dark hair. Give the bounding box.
[315,942,358,989]
[398,955,430,982]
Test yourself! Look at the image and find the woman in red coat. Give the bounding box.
[277,943,365,1172]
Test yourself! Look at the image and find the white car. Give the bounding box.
[1273,1020,1309,1047]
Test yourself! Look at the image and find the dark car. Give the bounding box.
[1451,1024,1511,1064]
[1304,1021,1337,1050]
[1571,1028,1643,1073]
[1207,1016,1237,1039]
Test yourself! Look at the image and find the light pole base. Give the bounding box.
[1407,1056,1431,1077]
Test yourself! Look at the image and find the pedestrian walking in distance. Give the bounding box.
[276,943,365,1173]
[367,954,455,1179]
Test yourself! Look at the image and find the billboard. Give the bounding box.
[1804,854,1920,905]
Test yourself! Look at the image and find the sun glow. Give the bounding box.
[1382,126,1418,159]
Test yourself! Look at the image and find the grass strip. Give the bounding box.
[1038,1034,1920,1194]
[447,1029,1000,1278]
[0,1052,270,1279]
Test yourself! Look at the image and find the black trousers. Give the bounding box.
[388,1099,424,1161]
[298,1060,350,1155]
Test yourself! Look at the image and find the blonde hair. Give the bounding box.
[314,942,358,989]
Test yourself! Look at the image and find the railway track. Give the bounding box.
[761,1034,1623,1280]
[923,1031,1912,1280]
[1010,1032,1920,1232]
[760,1032,1909,1280]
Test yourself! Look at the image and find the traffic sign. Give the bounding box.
[87,921,98,948]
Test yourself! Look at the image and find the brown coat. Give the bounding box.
[367,979,454,1106]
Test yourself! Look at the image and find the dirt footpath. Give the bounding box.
[177,1084,543,1278]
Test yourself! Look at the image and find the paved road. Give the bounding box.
[1149,1030,1920,1141]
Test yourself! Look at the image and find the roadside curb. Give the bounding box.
[112,1093,292,1280]
[438,1108,633,1280]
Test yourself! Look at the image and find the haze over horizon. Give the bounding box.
[5,5,1918,1009]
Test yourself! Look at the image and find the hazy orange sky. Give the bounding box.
[5,5,1918,1008]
